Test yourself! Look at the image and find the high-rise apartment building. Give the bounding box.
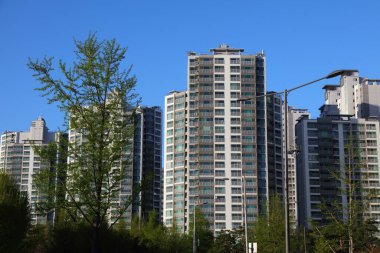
[69,105,162,227]
[0,117,65,224]
[132,106,162,221]
[266,92,283,197]
[296,71,380,233]
[163,45,282,233]
[283,106,311,226]
[163,91,187,231]
[322,70,380,119]
[296,116,380,231]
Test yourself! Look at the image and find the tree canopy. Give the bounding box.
[28,33,140,253]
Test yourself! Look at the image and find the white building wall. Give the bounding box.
[0,117,58,224]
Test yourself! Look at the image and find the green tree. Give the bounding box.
[208,229,244,253]
[28,33,140,253]
[251,194,285,253]
[248,194,299,253]
[188,206,213,253]
[0,173,31,253]
[312,134,380,253]
[129,211,191,253]
[163,222,192,253]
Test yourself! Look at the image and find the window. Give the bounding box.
[215,126,225,133]
[215,136,225,142]
[215,74,224,81]
[215,214,226,220]
[215,58,224,64]
[215,83,225,90]
[215,92,224,98]
[231,83,240,90]
[215,109,224,115]
[215,144,225,151]
[230,58,240,64]
[230,66,240,73]
[215,101,225,107]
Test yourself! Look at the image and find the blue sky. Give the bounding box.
[1,0,379,132]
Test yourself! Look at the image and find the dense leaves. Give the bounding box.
[28,33,140,253]
[208,229,244,253]
[0,173,31,253]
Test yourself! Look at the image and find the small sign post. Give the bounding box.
[249,242,258,253]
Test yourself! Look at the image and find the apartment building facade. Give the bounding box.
[0,117,64,224]
[283,106,311,226]
[163,45,283,234]
[296,116,380,231]
[323,70,380,119]
[68,105,162,227]
[132,106,162,221]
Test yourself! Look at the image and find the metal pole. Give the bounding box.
[284,90,290,253]
[193,203,196,253]
[304,226,307,253]
[3,132,7,171]
[243,175,248,253]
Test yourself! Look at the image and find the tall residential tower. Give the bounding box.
[164,45,282,233]
[0,117,65,224]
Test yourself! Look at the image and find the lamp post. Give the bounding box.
[237,69,352,253]
[243,175,248,253]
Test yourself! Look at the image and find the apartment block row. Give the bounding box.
[0,106,162,226]
[2,45,380,237]
[293,71,380,234]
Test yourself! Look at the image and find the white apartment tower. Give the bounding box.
[163,45,280,233]
[0,117,63,224]
[296,71,380,234]
[322,70,380,118]
[283,106,311,227]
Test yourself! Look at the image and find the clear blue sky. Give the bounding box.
[1,0,379,132]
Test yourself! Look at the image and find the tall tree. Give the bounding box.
[28,33,140,253]
[250,194,286,253]
[0,173,31,253]
[188,206,213,253]
[312,133,379,252]
[248,194,300,253]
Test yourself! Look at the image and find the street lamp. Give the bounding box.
[237,69,353,253]
[242,175,249,253]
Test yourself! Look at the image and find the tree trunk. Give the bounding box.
[91,222,100,253]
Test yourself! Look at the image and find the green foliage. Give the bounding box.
[22,222,145,253]
[311,135,380,252]
[28,33,140,252]
[208,229,244,253]
[0,173,31,253]
[188,206,213,253]
[311,219,379,253]
[250,194,286,253]
[129,210,191,253]
[247,194,300,253]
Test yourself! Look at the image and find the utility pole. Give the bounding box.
[243,175,248,253]
[284,90,290,253]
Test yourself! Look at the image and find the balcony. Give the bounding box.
[199,69,213,74]
[199,77,213,82]
[231,75,241,81]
